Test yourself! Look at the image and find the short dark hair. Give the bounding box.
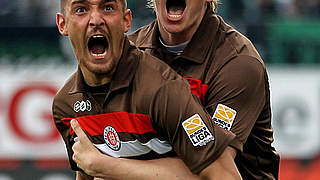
[60,0,127,14]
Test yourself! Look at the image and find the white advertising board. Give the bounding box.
[0,65,75,159]
[269,66,320,159]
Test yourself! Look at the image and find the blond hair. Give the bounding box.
[147,0,218,13]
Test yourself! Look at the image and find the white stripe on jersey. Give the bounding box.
[94,138,172,157]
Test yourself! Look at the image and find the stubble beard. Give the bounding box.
[83,57,118,78]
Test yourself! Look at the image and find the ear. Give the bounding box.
[56,13,68,36]
[124,9,132,33]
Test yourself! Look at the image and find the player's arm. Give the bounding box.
[149,79,242,179]
[71,121,241,180]
[205,55,267,152]
[71,119,199,180]
[76,171,94,180]
[199,147,241,180]
[52,100,95,180]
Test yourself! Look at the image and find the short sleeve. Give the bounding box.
[205,55,267,151]
[150,79,236,174]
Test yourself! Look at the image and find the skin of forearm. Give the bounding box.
[76,171,94,180]
[77,147,241,180]
[76,144,240,180]
[89,155,200,180]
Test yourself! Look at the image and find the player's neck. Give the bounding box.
[82,69,114,87]
[159,29,193,46]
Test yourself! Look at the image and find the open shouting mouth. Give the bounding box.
[88,35,109,58]
[166,0,186,20]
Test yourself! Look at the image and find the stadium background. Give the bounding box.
[0,0,319,179]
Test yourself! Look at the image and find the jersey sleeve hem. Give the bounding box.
[229,136,244,152]
[190,132,236,174]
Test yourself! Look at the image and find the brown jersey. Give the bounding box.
[129,8,280,180]
[52,38,235,174]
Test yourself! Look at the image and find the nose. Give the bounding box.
[89,10,105,27]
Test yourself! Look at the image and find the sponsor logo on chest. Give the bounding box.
[74,100,92,112]
[212,104,237,131]
[182,114,214,146]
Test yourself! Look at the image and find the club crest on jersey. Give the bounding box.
[74,100,92,112]
[182,114,214,147]
[104,126,121,151]
[212,104,237,131]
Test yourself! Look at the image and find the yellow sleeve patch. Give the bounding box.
[182,114,214,147]
[212,104,237,131]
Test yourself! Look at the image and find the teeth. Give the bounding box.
[91,51,107,57]
[169,14,181,18]
[89,35,107,57]
[93,35,104,38]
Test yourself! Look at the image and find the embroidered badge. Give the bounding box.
[104,126,121,151]
[212,104,237,131]
[182,114,214,147]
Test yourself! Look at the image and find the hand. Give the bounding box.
[71,119,104,177]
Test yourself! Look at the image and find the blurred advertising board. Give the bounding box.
[0,65,75,180]
[269,66,320,180]
[0,65,320,179]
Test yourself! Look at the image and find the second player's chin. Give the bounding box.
[89,59,109,67]
[165,26,185,34]
[88,65,110,74]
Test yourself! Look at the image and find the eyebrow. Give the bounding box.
[71,0,88,6]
